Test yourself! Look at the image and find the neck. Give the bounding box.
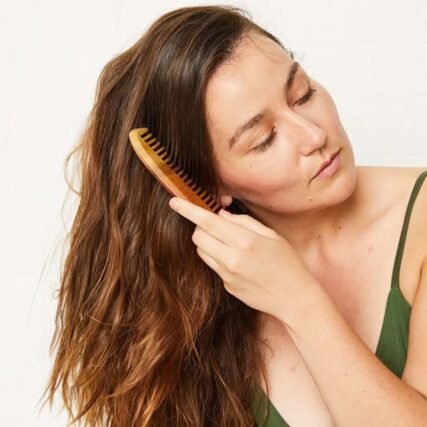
[244,168,365,257]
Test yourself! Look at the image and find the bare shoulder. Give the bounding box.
[353,166,427,227]
[356,165,427,184]
[359,165,427,297]
[382,165,427,249]
[379,166,427,205]
[357,165,427,204]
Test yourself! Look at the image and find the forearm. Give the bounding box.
[278,282,427,427]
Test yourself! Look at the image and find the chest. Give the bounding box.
[257,196,422,426]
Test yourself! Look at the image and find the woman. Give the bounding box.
[41,4,427,426]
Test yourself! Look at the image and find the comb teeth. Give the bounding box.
[128,127,222,213]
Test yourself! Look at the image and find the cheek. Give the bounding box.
[216,144,298,197]
[226,162,297,200]
[247,149,296,183]
[218,158,310,213]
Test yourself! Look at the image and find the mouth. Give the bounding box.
[311,148,342,181]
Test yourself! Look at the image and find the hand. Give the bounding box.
[168,197,317,322]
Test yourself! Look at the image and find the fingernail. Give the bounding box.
[169,198,180,209]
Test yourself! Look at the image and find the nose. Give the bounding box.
[280,110,327,154]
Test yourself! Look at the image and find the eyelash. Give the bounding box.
[253,84,317,153]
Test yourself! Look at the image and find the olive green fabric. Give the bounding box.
[251,170,427,426]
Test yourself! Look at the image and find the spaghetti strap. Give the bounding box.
[373,170,427,377]
[252,170,427,424]
[391,170,427,288]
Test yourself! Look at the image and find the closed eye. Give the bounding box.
[252,83,317,153]
[294,83,317,107]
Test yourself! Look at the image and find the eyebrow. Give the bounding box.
[228,61,300,150]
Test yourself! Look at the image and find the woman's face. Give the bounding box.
[205,31,357,216]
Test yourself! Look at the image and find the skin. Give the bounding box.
[205,30,361,256]
[168,190,427,425]
[169,32,427,425]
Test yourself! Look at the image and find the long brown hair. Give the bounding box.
[40,5,294,426]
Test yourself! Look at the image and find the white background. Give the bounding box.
[1,0,426,425]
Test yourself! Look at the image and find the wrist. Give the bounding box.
[276,279,323,332]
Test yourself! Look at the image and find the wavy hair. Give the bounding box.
[40,5,295,426]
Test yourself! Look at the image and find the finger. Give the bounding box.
[169,196,253,246]
[196,246,224,277]
[218,209,278,239]
[192,225,232,271]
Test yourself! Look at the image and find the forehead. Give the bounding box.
[205,33,293,151]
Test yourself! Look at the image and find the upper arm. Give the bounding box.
[401,171,427,397]
[402,258,427,398]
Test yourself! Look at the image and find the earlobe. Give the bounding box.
[219,194,233,208]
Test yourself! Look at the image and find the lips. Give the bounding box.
[313,148,341,179]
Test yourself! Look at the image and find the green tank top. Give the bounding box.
[251,170,427,427]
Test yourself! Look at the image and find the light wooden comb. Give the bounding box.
[128,127,222,213]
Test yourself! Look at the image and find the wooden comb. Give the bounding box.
[128,127,222,213]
